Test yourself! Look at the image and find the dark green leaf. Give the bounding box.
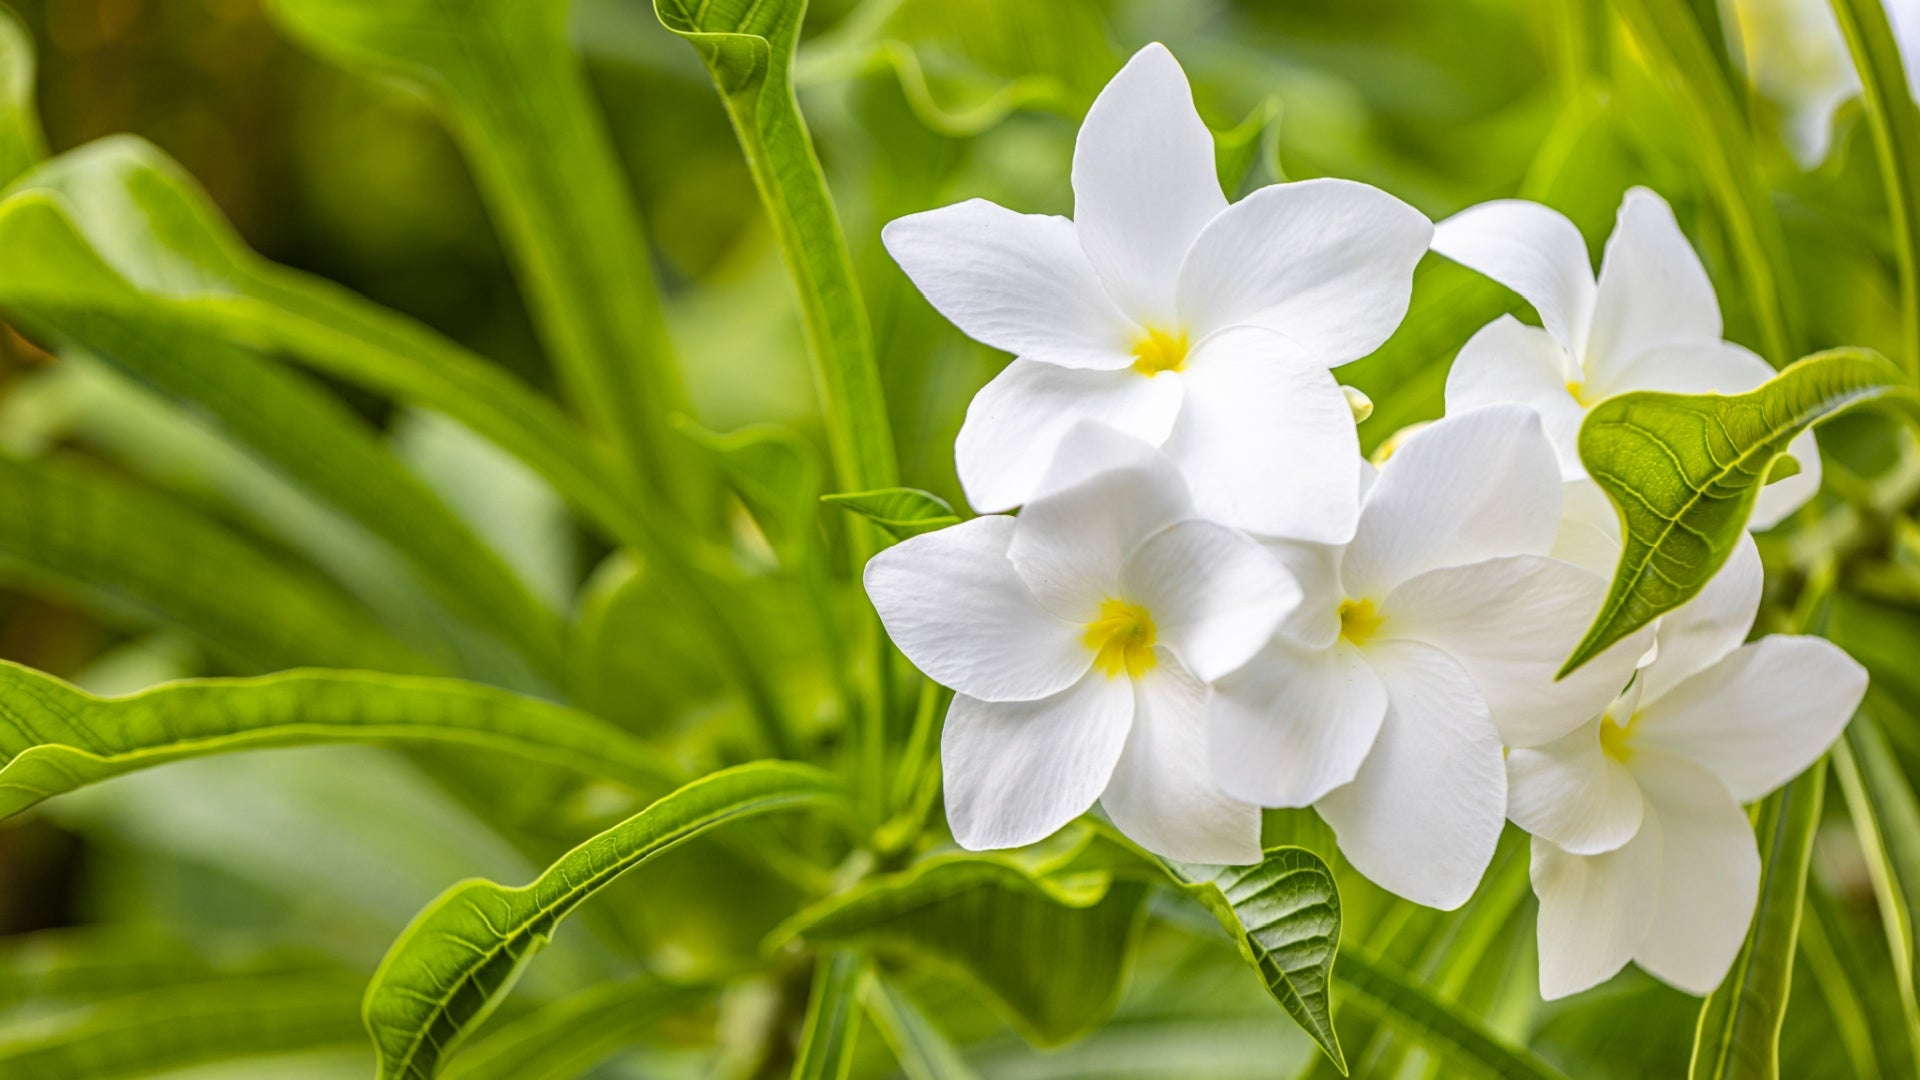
[363,762,844,1080]
[821,487,960,540]
[1564,349,1915,675]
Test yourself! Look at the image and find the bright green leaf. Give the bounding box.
[793,952,865,1080]
[0,661,680,820]
[0,2,44,186]
[363,762,845,1080]
[1563,349,1916,676]
[821,487,960,541]
[1691,764,1826,1079]
[863,972,982,1080]
[1337,949,1571,1080]
[1831,716,1920,1064]
[675,418,822,563]
[441,977,711,1080]
[1830,0,1920,376]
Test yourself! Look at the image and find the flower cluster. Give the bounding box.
[865,44,1868,999]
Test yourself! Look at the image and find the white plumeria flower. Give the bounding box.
[1208,405,1648,909]
[863,425,1300,864]
[1510,535,1867,999]
[1431,187,1818,530]
[881,43,1431,543]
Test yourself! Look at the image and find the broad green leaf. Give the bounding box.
[1163,847,1346,1074]
[793,952,865,1080]
[0,973,368,1079]
[862,972,982,1080]
[363,762,845,1080]
[821,488,960,541]
[1832,717,1920,1062]
[774,847,1151,1046]
[441,978,710,1080]
[654,0,900,502]
[0,453,428,674]
[1691,764,1826,1080]
[1335,950,1571,1080]
[0,3,43,186]
[675,418,822,564]
[1830,0,1920,375]
[1562,349,1915,675]
[259,0,695,499]
[0,662,680,820]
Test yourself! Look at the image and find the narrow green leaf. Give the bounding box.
[0,661,680,819]
[0,927,334,1012]
[1335,950,1571,1080]
[441,978,710,1080]
[1163,847,1346,1074]
[363,762,845,1080]
[1832,715,1920,1062]
[0,973,368,1079]
[259,0,694,498]
[774,847,1151,1047]
[0,453,429,673]
[793,952,865,1080]
[675,419,822,562]
[1563,349,1915,675]
[821,488,960,541]
[1691,764,1827,1080]
[0,2,44,186]
[862,972,982,1080]
[654,0,900,501]
[1830,0,1920,377]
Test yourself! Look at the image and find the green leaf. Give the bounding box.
[0,453,430,674]
[1336,949,1571,1080]
[0,661,680,820]
[675,419,822,563]
[654,0,900,502]
[259,0,694,498]
[862,972,982,1080]
[1563,349,1915,676]
[0,3,44,186]
[1830,0,1920,377]
[821,488,960,541]
[774,846,1151,1047]
[0,927,334,1012]
[0,973,368,1079]
[793,952,865,1080]
[1691,763,1827,1079]
[1162,847,1346,1074]
[1831,716,1920,1063]
[363,762,845,1080]
[441,978,710,1080]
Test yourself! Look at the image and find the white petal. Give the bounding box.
[864,516,1087,702]
[1341,404,1564,600]
[1315,640,1506,910]
[1162,327,1362,542]
[1584,188,1722,383]
[1071,43,1226,324]
[882,200,1138,370]
[1637,532,1761,705]
[1121,520,1300,683]
[942,672,1135,850]
[1382,554,1643,747]
[1102,655,1262,863]
[1530,820,1663,1000]
[1445,317,1588,477]
[1209,637,1387,807]
[1629,752,1760,996]
[1174,179,1431,361]
[1431,199,1596,354]
[1007,431,1195,620]
[1507,717,1645,855]
[955,359,1184,513]
[1751,428,1822,531]
[1552,478,1621,578]
[1633,636,1866,801]
[1265,539,1347,649]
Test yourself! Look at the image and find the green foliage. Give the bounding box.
[1337,950,1572,1080]
[0,4,40,186]
[1564,349,1915,675]
[861,973,981,1080]
[793,952,866,1080]
[440,977,710,1080]
[821,487,961,541]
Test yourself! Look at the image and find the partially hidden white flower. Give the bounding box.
[1720,0,1920,165]
[1432,186,1819,530]
[881,42,1432,543]
[863,424,1301,864]
[1509,534,1867,999]
[1208,405,1649,909]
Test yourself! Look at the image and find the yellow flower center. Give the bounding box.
[1599,713,1637,762]
[1084,599,1158,679]
[1131,326,1189,376]
[1566,379,1599,407]
[1337,598,1384,647]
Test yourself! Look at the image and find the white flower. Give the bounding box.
[881,43,1432,543]
[1431,187,1818,530]
[1509,535,1868,998]
[863,425,1300,863]
[1721,0,1920,165]
[1208,405,1648,909]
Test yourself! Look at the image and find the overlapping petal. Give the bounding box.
[1530,820,1663,1000]
[1209,636,1387,807]
[1431,199,1596,353]
[1628,752,1760,996]
[1584,188,1722,382]
[1121,520,1299,683]
[1445,317,1587,476]
[1102,655,1263,864]
[1507,718,1645,855]
[1636,533,1761,704]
